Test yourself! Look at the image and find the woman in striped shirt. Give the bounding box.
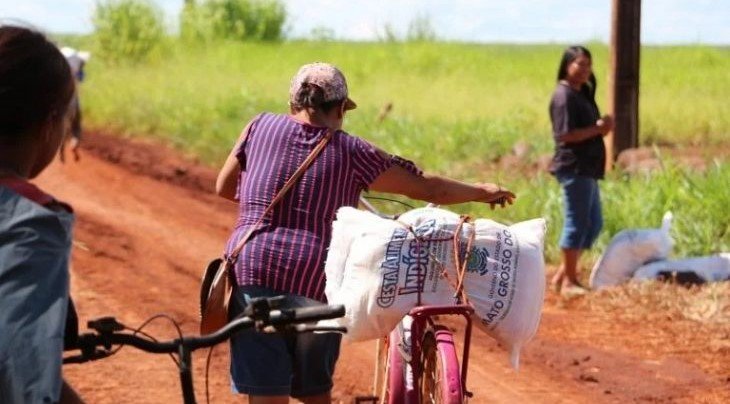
[215,62,515,404]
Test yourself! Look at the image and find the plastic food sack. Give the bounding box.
[633,253,730,284]
[323,207,456,342]
[589,212,673,290]
[323,206,546,369]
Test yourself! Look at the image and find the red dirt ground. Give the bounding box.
[39,131,729,403]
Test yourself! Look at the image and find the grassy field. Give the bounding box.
[69,39,729,264]
[77,41,730,160]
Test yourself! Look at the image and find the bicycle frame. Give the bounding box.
[356,196,476,403]
[384,304,474,404]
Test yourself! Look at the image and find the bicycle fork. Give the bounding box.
[179,343,196,404]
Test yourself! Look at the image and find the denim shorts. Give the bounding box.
[557,173,603,249]
[229,285,341,397]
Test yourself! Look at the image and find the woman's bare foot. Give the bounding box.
[560,281,588,297]
[550,270,565,294]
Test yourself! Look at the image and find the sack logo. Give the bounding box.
[376,220,437,308]
[467,247,490,276]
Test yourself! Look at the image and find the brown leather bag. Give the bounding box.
[199,128,332,334]
[199,257,234,335]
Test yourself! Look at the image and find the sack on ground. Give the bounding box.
[322,206,546,369]
[589,211,673,290]
[632,253,730,284]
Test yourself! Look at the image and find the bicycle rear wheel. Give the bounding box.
[419,325,463,404]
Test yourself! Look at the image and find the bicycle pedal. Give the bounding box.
[353,396,378,404]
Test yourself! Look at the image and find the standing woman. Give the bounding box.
[548,46,614,294]
[216,62,515,404]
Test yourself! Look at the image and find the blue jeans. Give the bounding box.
[229,285,341,397]
[557,173,603,249]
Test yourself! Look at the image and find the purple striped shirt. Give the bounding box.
[225,113,422,302]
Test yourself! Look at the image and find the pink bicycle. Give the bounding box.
[357,197,476,404]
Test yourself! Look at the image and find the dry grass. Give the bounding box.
[571,281,730,377]
[583,280,730,325]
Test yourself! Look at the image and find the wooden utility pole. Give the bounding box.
[607,0,641,165]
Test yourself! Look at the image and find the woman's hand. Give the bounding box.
[596,114,614,135]
[475,183,516,209]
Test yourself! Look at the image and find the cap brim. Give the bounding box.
[344,98,357,111]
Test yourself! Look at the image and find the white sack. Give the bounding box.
[633,253,730,283]
[589,212,674,290]
[323,206,546,369]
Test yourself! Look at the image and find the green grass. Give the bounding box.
[641,46,730,145]
[79,41,729,165]
[73,39,729,266]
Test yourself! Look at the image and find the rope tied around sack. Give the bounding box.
[452,216,475,305]
[396,215,475,307]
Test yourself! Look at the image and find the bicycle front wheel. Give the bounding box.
[419,325,463,404]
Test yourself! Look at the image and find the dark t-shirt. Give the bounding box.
[549,82,606,179]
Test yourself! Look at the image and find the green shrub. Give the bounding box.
[181,0,286,42]
[92,0,164,64]
[406,14,437,42]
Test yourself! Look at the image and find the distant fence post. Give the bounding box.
[607,0,641,169]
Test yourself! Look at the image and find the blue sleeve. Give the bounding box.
[0,194,73,403]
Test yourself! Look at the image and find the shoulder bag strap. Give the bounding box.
[228,128,333,262]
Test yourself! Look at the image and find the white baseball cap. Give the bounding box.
[289,62,356,110]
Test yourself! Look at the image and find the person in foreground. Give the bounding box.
[548,45,614,295]
[215,62,516,404]
[0,25,83,403]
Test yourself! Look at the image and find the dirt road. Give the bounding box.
[40,132,727,403]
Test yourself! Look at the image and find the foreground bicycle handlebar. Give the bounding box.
[66,299,345,360]
[64,296,346,403]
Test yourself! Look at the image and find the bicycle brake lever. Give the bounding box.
[243,297,272,321]
[87,317,125,333]
[63,348,113,364]
[266,296,286,309]
[243,295,287,321]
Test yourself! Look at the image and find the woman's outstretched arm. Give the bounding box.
[369,164,515,208]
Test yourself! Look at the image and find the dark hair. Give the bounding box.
[556,45,597,104]
[291,82,343,113]
[0,24,75,141]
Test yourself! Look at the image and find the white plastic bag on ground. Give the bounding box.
[589,212,673,290]
[632,253,730,283]
[323,206,546,369]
